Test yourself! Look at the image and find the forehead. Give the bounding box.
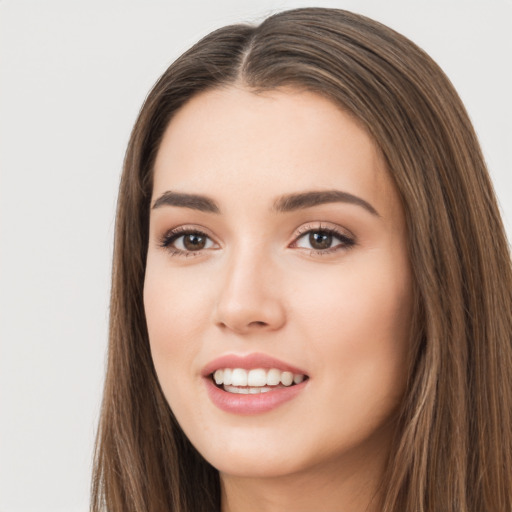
[152,86,400,218]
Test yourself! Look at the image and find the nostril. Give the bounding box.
[248,321,268,328]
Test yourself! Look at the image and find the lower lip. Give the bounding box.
[204,377,307,415]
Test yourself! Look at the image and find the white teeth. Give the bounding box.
[247,368,267,387]
[223,368,233,386]
[212,367,306,389]
[281,371,294,386]
[224,385,273,394]
[293,374,304,384]
[267,368,281,386]
[213,369,224,385]
[231,368,248,387]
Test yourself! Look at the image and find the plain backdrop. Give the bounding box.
[0,1,510,511]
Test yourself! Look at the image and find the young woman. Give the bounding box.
[91,8,512,512]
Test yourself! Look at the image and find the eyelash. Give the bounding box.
[159,226,216,258]
[159,223,356,257]
[291,223,356,255]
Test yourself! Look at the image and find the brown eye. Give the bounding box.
[293,227,355,253]
[309,231,333,250]
[162,229,216,254]
[183,233,207,251]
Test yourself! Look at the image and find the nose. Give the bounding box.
[213,248,286,334]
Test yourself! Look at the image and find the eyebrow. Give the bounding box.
[272,190,379,216]
[152,191,220,213]
[151,189,379,217]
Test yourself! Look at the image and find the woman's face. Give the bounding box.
[144,87,413,480]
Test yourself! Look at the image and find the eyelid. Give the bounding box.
[292,221,355,241]
[156,221,355,257]
[158,224,220,256]
[289,222,356,253]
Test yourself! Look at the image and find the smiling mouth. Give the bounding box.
[211,368,308,394]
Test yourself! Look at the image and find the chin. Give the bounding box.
[188,429,307,478]
[210,452,307,479]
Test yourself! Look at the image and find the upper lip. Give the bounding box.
[201,353,308,377]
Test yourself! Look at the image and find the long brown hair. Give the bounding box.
[91,8,512,512]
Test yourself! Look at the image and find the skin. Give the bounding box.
[144,86,413,512]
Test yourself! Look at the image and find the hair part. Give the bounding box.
[92,8,512,512]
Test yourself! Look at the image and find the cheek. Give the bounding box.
[143,277,201,437]
[143,264,206,385]
[144,256,212,338]
[294,252,412,402]
[296,255,410,338]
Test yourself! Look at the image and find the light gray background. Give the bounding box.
[1,1,510,511]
